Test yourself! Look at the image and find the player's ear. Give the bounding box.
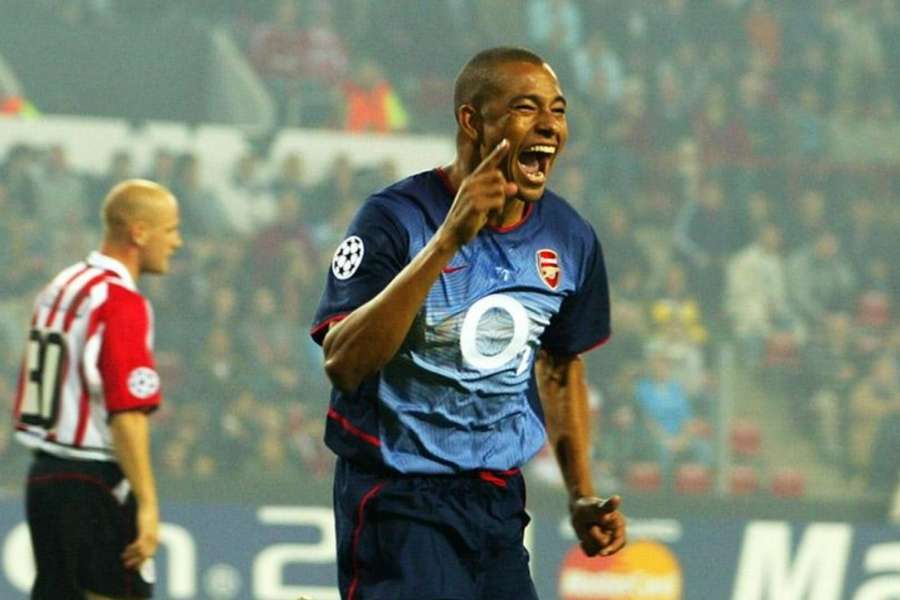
[130,221,149,246]
[457,104,480,143]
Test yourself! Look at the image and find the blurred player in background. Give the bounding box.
[13,180,182,599]
[312,47,626,599]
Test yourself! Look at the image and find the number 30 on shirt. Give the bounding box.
[20,328,68,428]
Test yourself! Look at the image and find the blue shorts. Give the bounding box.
[333,457,538,600]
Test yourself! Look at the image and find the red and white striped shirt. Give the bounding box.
[14,252,162,461]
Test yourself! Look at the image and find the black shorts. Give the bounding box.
[26,451,154,599]
[334,457,538,600]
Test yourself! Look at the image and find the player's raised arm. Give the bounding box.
[322,139,517,393]
[536,350,627,557]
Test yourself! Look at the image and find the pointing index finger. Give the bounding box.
[575,495,621,519]
[473,139,510,174]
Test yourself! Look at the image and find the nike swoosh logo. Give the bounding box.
[442,265,467,274]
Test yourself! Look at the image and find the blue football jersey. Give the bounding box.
[311,169,610,474]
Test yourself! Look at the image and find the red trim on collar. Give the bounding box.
[489,202,533,232]
[433,168,534,233]
[436,166,457,196]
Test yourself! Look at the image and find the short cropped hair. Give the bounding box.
[453,47,545,113]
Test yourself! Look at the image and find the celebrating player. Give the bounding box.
[311,47,626,598]
[14,180,182,599]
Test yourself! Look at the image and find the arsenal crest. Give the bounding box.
[536,249,561,289]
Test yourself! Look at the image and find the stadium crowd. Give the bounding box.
[1,0,899,500]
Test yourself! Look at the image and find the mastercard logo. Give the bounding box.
[559,539,683,600]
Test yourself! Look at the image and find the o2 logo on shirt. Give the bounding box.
[332,236,365,280]
[127,367,160,399]
[459,294,532,375]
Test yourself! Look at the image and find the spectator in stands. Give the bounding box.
[604,77,652,197]
[171,152,230,239]
[828,98,870,166]
[296,2,348,127]
[646,262,709,403]
[636,350,713,483]
[205,285,240,337]
[157,402,218,482]
[785,188,829,251]
[240,286,303,401]
[526,0,583,71]
[605,264,649,369]
[744,0,783,69]
[674,177,743,318]
[787,230,857,329]
[692,84,751,173]
[571,32,624,105]
[600,205,647,281]
[253,404,291,474]
[145,148,176,190]
[725,222,798,367]
[341,59,408,133]
[786,41,835,110]
[34,145,85,230]
[879,4,900,107]
[88,149,133,209]
[310,152,360,247]
[851,353,900,492]
[247,187,317,290]
[216,151,276,237]
[218,390,260,470]
[192,327,250,404]
[805,312,860,470]
[599,362,645,485]
[1,143,38,216]
[840,194,893,291]
[871,94,900,165]
[654,65,692,151]
[828,1,887,108]
[0,184,14,293]
[650,261,707,348]
[248,0,306,125]
[271,152,307,199]
[706,39,742,92]
[783,85,827,158]
[665,41,710,109]
[736,71,783,161]
[741,188,780,238]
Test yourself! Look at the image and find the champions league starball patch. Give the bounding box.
[127,367,160,399]
[332,235,365,280]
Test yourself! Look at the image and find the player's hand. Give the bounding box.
[570,495,627,557]
[440,139,518,247]
[122,503,159,570]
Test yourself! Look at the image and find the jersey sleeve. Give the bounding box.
[97,285,161,413]
[310,197,409,345]
[539,231,611,356]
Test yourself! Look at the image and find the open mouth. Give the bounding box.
[516,144,556,185]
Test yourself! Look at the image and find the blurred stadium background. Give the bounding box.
[1,0,899,598]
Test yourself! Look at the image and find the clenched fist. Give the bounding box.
[570,495,627,557]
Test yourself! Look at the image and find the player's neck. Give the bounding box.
[442,159,467,194]
[98,241,141,283]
